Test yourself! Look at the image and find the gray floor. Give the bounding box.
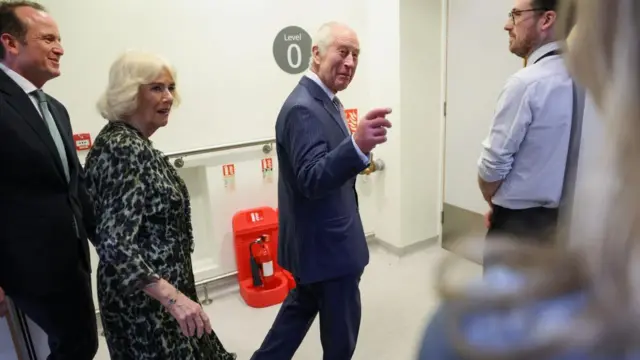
[93,243,481,360]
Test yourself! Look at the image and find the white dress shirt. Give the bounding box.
[304,71,369,165]
[0,62,45,116]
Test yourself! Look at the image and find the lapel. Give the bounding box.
[299,76,349,137]
[0,71,68,182]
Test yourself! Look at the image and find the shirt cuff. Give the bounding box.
[351,135,370,165]
[477,158,504,183]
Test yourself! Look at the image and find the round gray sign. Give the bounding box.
[273,26,312,74]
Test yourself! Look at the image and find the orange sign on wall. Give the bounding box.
[222,164,235,177]
[261,157,274,183]
[261,158,273,172]
[345,108,358,134]
[222,164,236,190]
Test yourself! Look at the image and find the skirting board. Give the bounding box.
[93,232,378,333]
[368,235,439,256]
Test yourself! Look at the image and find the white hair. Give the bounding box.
[96,50,180,122]
[308,21,353,69]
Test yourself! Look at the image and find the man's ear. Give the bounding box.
[541,11,557,30]
[311,45,321,66]
[0,33,18,57]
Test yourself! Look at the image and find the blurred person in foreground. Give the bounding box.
[418,0,640,358]
[84,50,236,360]
[0,2,98,359]
[251,21,392,360]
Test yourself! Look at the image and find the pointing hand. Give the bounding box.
[353,108,392,154]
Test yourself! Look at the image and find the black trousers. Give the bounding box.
[10,265,98,360]
[251,273,362,360]
[484,205,559,267]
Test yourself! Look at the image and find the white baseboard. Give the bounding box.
[368,236,439,256]
[96,232,401,334]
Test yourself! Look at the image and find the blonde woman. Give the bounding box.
[84,51,236,359]
[418,0,640,359]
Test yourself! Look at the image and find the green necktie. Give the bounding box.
[32,89,70,182]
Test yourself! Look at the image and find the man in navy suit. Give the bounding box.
[0,2,98,359]
[251,22,392,360]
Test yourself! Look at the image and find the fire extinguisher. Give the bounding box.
[249,235,275,288]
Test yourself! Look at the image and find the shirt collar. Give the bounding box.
[527,41,561,67]
[0,62,38,94]
[304,70,336,101]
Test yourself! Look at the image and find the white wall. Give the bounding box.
[22,0,444,321]
[365,0,444,249]
[399,0,444,246]
[38,0,372,312]
[443,0,523,214]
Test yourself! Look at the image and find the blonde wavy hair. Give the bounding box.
[437,0,640,358]
[96,50,181,122]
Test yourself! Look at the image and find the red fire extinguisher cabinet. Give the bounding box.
[232,206,289,308]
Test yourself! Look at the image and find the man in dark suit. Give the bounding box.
[251,22,392,360]
[0,2,98,359]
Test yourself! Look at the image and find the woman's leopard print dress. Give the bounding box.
[84,122,236,360]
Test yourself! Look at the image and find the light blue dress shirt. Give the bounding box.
[478,42,574,209]
[304,71,370,165]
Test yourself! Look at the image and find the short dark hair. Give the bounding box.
[0,1,47,59]
[531,0,558,12]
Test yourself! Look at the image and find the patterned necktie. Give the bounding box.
[332,96,350,133]
[32,89,70,182]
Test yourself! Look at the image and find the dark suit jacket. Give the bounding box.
[0,70,95,297]
[276,76,370,285]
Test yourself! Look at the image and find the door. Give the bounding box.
[441,0,523,261]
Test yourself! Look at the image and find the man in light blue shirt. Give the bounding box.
[478,0,573,252]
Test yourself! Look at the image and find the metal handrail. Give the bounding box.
[167,138,275,168]
[167,137,386,175]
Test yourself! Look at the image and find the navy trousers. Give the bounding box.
[484,205,559,269]
[251,273,362,360]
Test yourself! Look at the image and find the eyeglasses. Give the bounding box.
[508,8,548,24]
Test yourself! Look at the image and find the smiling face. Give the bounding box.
[130,68,176,136]
[0,6,64,88]
[312,25,360,93]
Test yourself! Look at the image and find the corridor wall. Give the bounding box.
[28,0,444,319]
[441,0,524,251]
[37,0,374,312]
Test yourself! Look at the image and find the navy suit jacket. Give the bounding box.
[0,70,95,297]
[275,76,370,285]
